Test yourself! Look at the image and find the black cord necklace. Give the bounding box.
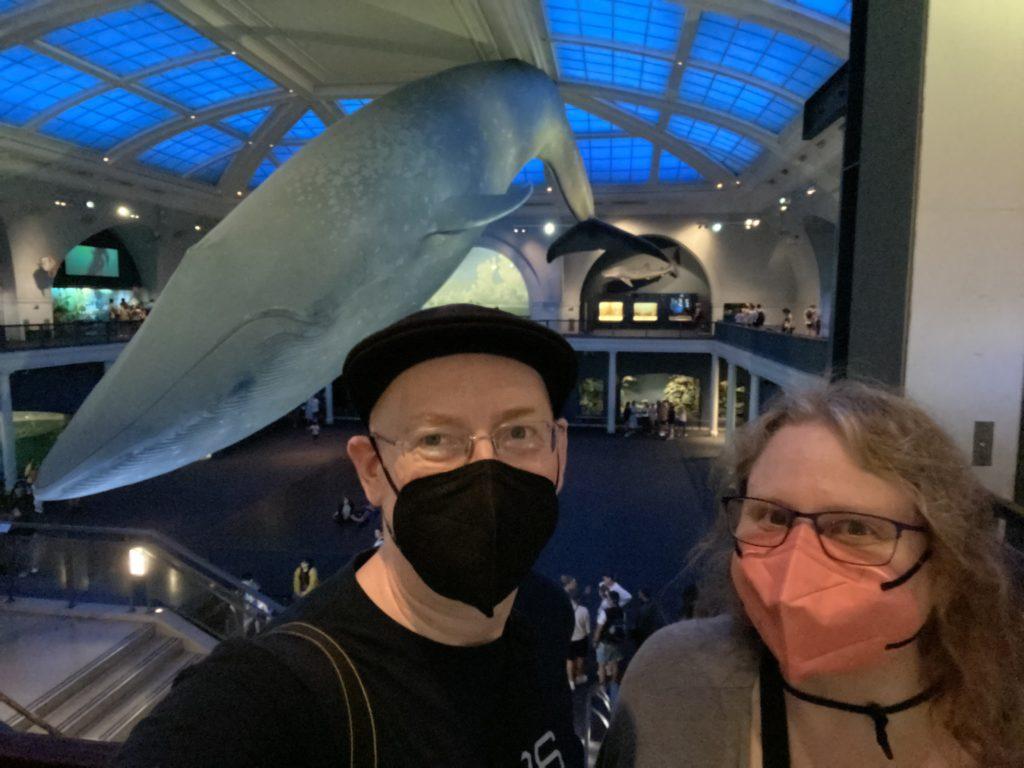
[781,679,938,760]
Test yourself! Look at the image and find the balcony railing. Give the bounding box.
[533,318,712,339]
[713,321,829,374]
[1,522,281,640]
[0,321,143,352]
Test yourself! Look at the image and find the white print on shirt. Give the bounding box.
[520,731,565,767]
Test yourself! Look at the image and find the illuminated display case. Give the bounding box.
[632,302,658,322]
[598,301,625,322]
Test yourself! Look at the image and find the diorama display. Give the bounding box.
[36,60,657,500]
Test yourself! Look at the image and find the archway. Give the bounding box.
[579,234,712,331]
[423,246,531,316]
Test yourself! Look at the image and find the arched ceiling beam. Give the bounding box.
[182,146,239,179]
[26,41,190,117]
[681,60,801,101]
[0,0,138,49]
[106,92,293,162]
[705,0,848,58]
[565,94,733,182]
[651,5,703,183]
[22,47,228,131]
[216,100,307,195]
[545,34,677,61]
[559,82,782,152]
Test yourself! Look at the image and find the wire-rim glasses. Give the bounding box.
[724,496,929,566]
[372,420,563,468]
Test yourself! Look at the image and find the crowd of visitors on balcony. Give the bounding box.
[108,298,149,322]
[729,302,822,335]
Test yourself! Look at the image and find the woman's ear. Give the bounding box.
[347,435,387,506]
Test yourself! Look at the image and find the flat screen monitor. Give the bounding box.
[64,245,120,278]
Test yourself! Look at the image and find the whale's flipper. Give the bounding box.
[433,185,532,233]
[546,218,665,262]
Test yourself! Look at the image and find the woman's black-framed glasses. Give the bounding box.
[723,496,929,566]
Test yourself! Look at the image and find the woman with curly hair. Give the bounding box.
[598,381,1024,767]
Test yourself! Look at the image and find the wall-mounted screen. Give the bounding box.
[668,294,693,321]
[64,245,120,278]
[633,302,658,322]
[598,301,624,322]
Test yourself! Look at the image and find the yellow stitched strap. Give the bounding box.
[266,622,378,768]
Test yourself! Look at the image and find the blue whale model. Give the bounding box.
[36,59,661,499]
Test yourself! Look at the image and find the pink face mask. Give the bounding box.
[731,524,930,684]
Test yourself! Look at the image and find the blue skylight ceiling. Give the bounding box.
[189,152,233,185]
[565,104,623,135]
[249,158,277,189]
[667,115,762,173]
[545,0,684,53]
[220,106,270,136]
[0,46,100,126]
[42,3,218,77]
[784,0,852,24]
[658,151,702,183]
[679,67,800,133]
[611,101,659,123]
[577,137,652,183]
[513,157,546,186]
[283,109,326,141]
[138,125,241,174]
[40,88,174,150]
[141,55,277,110]
[338,98,372,114]
[556,43,672,93]
[691,12,843,99]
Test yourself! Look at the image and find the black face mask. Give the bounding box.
[378,457,559,617]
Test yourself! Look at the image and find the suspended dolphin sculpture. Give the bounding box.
[36,59,660,499]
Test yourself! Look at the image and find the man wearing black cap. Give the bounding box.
[116,304,583,768]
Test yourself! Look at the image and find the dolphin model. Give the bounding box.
[600,258,677,288]
[36,59,660,499]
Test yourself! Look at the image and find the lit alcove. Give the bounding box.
[423,247,529,316]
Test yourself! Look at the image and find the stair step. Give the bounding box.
[53,637,183,738]
[6,624,157,732]
[87,651,200,742]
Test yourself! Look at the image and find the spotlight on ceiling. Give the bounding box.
[194,224,202,232]
[743,218,753,230]
[806,186,817,196]
[235,190,244,197]
[102,156,110,163]
[116,205,131,218]
[752,218,761,227]
[715,181,724,190]
[85,200,96,209]
[711,222,723,233]
[546,186,553,193]
[780,205,789,212]
[779,196,788,205]
[543,221,556,236]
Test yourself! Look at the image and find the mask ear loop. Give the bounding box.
[369,436,400,543]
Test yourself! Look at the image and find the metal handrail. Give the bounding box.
[2,522,282,639]
[0,689,62,737]
[584,685,613,759]
[0,320,143,352]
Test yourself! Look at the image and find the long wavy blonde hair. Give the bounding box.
[693,380,1024,766]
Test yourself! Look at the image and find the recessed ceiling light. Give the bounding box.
[711,222,723,233]
[780,205,788,212]
[194,224,202,232]
[715,182,724,190]
[85,200,95,209]
[236,190,244,197]
[116,205,131,218]
[102,156,111,162]
[543,221,556,236]
[546,186,553,193]
[806,186,817,196]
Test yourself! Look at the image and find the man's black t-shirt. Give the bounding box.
[115,551,582,767]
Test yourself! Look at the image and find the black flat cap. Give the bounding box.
[342,304,578,423]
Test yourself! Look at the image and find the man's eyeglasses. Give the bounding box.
[372,421,563,468]
[723,496,929,566]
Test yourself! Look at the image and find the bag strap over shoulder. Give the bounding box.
[260,621,378,768]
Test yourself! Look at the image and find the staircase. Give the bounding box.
[4,619,204,742]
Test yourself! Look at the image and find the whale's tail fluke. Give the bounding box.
[546,218,667,263]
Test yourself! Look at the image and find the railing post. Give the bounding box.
[324,384,334,425]
[0,372,15,492]
[749,375,762,421]
[708,355,720,437]
[725,361,737,438]
[606,351,618,435]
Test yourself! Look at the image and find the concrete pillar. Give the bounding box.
[749,374,762,421]
[0,373,15,490]
[708,354,720,436]
[324,384,334,426]
[725,361,737,438]
[606,351,617,435]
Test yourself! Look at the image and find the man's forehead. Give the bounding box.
[370,353,551,425]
